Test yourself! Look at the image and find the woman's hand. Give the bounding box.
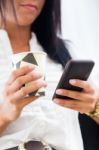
[1,65,47,123]
[54,79,99,114]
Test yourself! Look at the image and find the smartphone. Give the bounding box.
[53,60,95,100]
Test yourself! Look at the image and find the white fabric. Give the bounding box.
[0,30,83,150]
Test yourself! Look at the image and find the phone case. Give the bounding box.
[53,60,95,100]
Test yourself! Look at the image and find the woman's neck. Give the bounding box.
[6,24,31,54]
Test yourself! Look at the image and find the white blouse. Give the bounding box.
[0,30,83,150]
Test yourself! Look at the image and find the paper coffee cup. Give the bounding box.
[12,51,46,96]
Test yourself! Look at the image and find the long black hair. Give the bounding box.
[0,0,71,67]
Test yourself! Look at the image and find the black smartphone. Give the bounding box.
[53,60,95,100]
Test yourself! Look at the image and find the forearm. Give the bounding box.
[0,105,10,135]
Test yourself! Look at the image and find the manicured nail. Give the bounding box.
[56,89,62,94]
[54,99,60,103]
[44,83,48,87]
[69,79,76,85]
[29,65,35,69]
[43,82,48,87]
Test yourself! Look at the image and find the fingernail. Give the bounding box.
[69,79,76,85]
[29,65,35,69]
[44,83,48,87]
[37,73,43,78]
[37,74,42,77]
[54,99,60,103]
[56,89,62,94]
[43,82,48,87]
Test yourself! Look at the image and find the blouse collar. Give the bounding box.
[0,29,44,56]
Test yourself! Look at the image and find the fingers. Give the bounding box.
[54,80,97,113]
[10,79,47,101]
[4,64,47,110]
[20,96,38,108]
[69,79,94,93]
[6,65,36,85]
[56,89,93,102]
[7,70,43,94]
[54,99,82,111]
[54,99,95,113]
[54,86,98,113]
[16,96,39,108]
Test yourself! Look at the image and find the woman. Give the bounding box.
[0,0,98,150]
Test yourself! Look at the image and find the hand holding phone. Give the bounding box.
[53,60,95,100]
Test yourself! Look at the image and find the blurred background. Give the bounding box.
[61,0,99,81]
